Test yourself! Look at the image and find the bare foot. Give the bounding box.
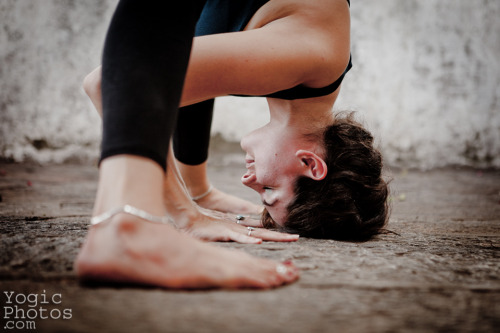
[75,214,299,289]
[195,187,263,216]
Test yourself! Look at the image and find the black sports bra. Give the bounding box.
[258,56,351,100]
[196,0,352,100]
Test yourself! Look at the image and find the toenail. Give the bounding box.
[276,264,288,275]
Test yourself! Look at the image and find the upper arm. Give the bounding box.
[180,12,350,106]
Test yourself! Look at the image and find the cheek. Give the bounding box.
[260,169,276,183]
[264,151,287,174]
[256,161,277,184]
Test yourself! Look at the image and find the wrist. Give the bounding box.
[167,203,200,229]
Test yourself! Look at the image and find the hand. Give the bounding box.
[180,209,299,244]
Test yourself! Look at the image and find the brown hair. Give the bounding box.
[262,112,390,241]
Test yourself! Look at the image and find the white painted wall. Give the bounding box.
[1,0,499,168]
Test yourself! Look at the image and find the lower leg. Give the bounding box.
[93,155,166,217]
[177,161,263,216]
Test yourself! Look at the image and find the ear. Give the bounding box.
[296,150,328,181]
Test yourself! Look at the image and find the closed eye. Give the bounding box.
[262,187,275,207]
[262,199,275,207]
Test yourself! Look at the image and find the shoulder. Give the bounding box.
[181,0,351,105]
[246,0,350,30]
[248,0,351,88]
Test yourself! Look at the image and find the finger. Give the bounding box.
[228,230,263,244]
[232,215,263,227]
[251,229,299,242]
[235,218,262,227]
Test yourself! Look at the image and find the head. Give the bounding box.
[240,114,329,226]
[260,112,390,241]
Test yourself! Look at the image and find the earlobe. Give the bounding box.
[296,150,328,181]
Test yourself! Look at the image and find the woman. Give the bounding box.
[76,0,387,290]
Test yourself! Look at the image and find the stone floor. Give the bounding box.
[0,146,499,332]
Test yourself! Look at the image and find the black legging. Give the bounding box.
[174,99,214,165]
[100,0,206,171]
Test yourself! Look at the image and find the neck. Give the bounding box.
[266,91,338,133]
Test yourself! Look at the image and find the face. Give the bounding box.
[240,124,305,226]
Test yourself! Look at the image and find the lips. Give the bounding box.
[245,156,255,169]
[242,157,255,186]
[242,154,256,187]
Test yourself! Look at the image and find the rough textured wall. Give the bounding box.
[0,0,114,163]
[336,0,500,169]
[1,0,499,168]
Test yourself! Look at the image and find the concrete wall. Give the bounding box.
[0,0,113,163]
[1,0,499,168]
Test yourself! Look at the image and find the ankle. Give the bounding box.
[94,155,167,216]
[190,184,213,201]
[176,161,211,198]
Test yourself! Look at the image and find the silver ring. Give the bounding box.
[236,215,245,224]
[247,226,255,236]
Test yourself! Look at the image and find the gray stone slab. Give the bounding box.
[0,156,499,332]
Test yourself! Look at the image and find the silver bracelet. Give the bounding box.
[90,204,172,226]
[191,185,213,201]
